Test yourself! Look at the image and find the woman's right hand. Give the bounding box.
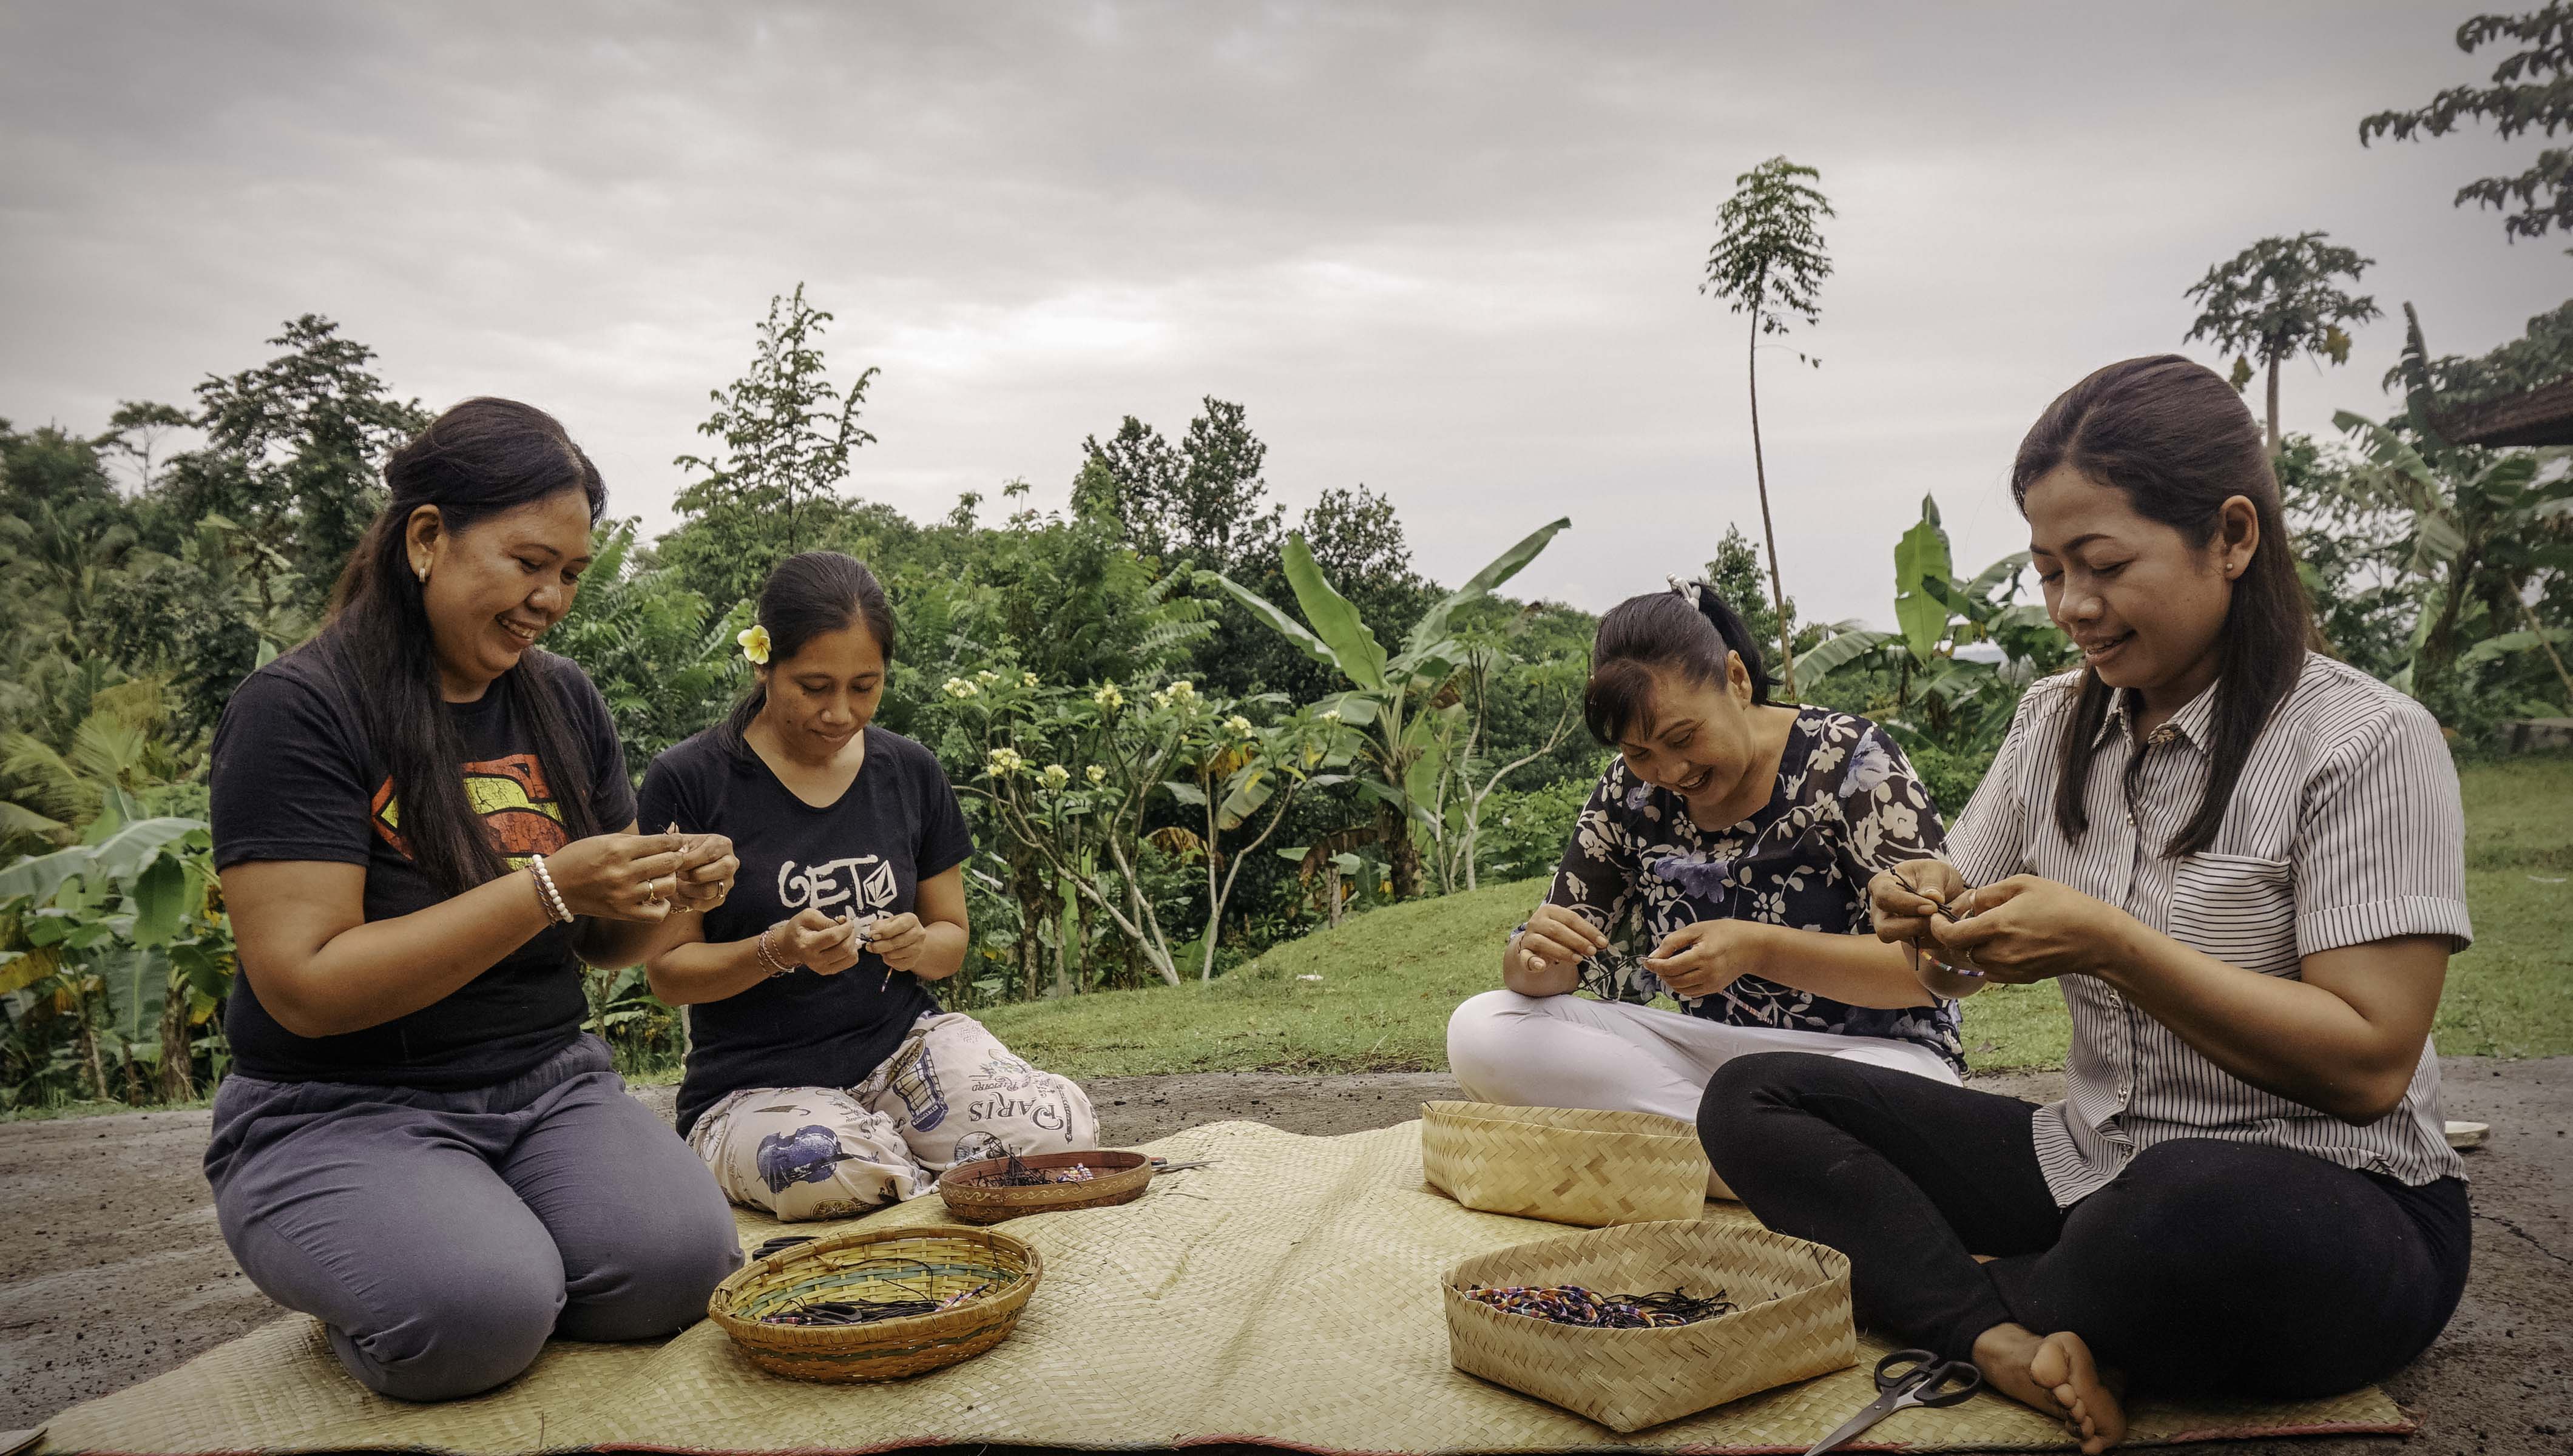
[1513,903,1609,978]
[1868,858,1967,946]
[773,909,864,976]
[543,832,695,922]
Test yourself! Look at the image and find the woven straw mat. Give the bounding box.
[40,1119,2414,1455]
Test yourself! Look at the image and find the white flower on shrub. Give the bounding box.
[944,676,979,699]
[1094,684,1124,710]
[1040,763,1072,792]
[986,746,1024,776]
[1085,764,1107,784]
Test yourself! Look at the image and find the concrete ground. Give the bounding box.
[1,1060,2565,1454]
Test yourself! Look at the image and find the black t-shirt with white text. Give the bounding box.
[636,725,973,1138]
[209,643,636,1089]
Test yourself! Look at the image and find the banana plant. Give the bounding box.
[1802,494,2068,755]
[2333,411,2573,706]
[1212,517,1569,899]
[1,803,232,1105]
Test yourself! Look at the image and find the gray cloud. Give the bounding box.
[1,1,2555,625]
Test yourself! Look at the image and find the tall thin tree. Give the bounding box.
[1703,156,1833,698]
[2183,233,2381,453]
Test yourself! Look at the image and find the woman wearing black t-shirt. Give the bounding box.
[637,551,1095,1222]
[205,400,743,1403]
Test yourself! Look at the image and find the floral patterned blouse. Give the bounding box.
[1535,706,1964,1070]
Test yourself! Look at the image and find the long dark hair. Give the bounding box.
[1583,581,1773,744]
[2011,354,2313,857]
[319,397,609,895]
[718,551,898,760]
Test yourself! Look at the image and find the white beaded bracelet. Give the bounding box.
[527,854,575,925]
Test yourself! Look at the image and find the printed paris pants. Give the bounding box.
[688,1012,1099,1221]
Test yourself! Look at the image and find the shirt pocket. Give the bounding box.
[2168,851,2299,976]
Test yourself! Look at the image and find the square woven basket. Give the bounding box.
[1444,1218,1858,1433]
[1421,1100,1710,1227]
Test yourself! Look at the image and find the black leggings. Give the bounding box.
[1699,1053,2471,1398]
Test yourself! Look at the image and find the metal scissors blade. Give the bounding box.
[1803,1350,1983,1455]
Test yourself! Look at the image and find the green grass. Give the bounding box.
[987,755,2573,1079]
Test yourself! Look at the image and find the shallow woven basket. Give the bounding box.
[1421,1100,1709,1227]
[708,1225,1041,1383]
[1444,1218,1856,1433]
[937,1149,1154,1224]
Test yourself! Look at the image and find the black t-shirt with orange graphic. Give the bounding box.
[209,644,635,1088]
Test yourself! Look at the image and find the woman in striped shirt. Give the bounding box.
[1699,356,2471,1453]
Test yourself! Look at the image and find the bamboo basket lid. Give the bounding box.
[1422,1100,1710,1227]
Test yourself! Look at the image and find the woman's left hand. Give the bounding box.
[1643,920,1772,1001]
[666,830,738,915]
[1926,875,2132,984]
[867,912,930,972]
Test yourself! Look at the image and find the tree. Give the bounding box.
[664,285,879,610]
[178,316,431,619]
[1080,398,1284,576]
[1214,518,1569,900]
[2362,4,2573,244]
[1702,156,1833,699]
[2183,234,2382,453]
[2331,411,2573,714]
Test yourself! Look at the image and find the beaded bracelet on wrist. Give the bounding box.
[756,925,796,978]
[527,854,575,925]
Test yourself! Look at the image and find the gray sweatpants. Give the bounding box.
[204,1034,742,1401]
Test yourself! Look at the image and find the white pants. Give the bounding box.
[1445,990,1960,1195]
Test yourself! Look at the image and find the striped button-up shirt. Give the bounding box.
[1947,655,2470,1205]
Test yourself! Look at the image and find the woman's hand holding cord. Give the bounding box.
[1504,903,1608,995]
[1868,860,1988,1000]
[1916,872,2447,1125]
[544,831,698,923]
[1642,919,1771,1001]
[774,909,864,975]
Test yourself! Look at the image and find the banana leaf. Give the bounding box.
[1393,517,1571,674]
[1893,500,1955,663]
[1796,628,1898,681]
[1279,536,1388,692]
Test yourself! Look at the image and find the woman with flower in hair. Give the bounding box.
[1447,580,1962,1171]
[635,551,1095,1221]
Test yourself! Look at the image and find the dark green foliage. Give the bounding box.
[178,315,431,618]
[2362,4,2573,243]
[2183,233,2379,448]
[661,284,881,612]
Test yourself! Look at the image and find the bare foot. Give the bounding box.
[1972,1323,2128,1454]
[2028,1330,2125,1454]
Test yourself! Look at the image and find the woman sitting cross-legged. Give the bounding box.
[206,399,745,1403]
[1446,582,1966,1163]
[637,551,1097,1222]
[1699,356,2473,1453]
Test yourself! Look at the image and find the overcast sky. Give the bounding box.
[2,1,2560,628]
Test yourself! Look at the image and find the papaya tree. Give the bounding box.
[1212,518,1567,900]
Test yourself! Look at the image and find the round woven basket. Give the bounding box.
[1421,1100,1709,1227]
[937,1149,1152,1225]
[1444,1219,1856,1433]
[708,1225,1041,1383]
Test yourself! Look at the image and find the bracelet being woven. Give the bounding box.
[527,855,574,925]
[756,925,796,978]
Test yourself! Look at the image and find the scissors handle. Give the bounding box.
[1875,1348,1984,1408]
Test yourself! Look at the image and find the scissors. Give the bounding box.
[1802,1349,1984,1455]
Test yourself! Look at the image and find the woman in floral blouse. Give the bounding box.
[1447,581,1961,1171]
